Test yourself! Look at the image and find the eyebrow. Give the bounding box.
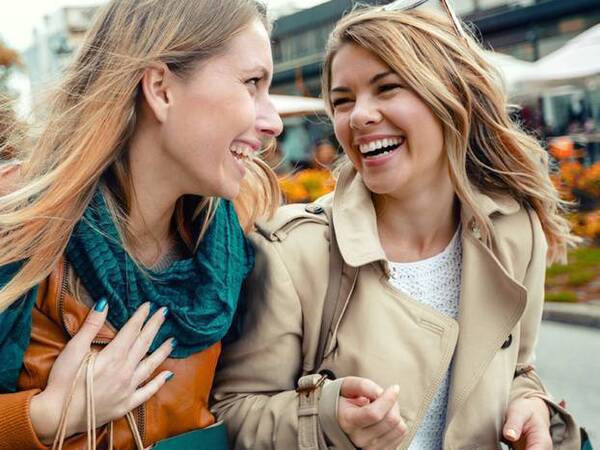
[330,70,396,93]
[247,64,271,79]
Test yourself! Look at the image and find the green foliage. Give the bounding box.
[545,246,600,302]
[545,291,578,303]
[567,270,596,287]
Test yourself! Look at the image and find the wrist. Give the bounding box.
[530,395,552,425]
[30,390,59,445]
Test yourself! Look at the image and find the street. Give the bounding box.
[536,321,600,446]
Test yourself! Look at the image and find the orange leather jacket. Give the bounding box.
[1,257,221,450]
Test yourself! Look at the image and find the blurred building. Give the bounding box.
[271,0,600,96]
[23,5,100,110]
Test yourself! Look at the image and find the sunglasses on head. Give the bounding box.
[382,0,466,39]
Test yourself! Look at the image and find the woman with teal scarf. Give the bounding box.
[0,0,282,449]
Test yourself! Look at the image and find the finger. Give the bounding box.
[355,401,406,448]
[522,416,553,450]
[128,307,168,364]
[346,396,371,407]
[504,401,532,442]
[341,377,384,402]
[348,385,400,428]
[104,302,151,353]
[367,417,407,450]
[132,337,176,387]
[129,370,174,411]
[73,297,109,346]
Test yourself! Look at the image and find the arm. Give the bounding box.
[0,390,49,450]
[212,233,357,449]
[211,233,307,449]
[507,209,579,449]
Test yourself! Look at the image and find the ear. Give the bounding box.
[140,63,174,123]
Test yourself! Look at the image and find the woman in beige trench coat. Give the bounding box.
[211,4,582,450]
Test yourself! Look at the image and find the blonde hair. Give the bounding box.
[322,7,575,263]
[0,0,281,311]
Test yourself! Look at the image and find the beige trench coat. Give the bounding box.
[212,166,579,450]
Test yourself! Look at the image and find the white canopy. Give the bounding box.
[272,94,325,117]
[483,50,536,96]
[523,24,600,88]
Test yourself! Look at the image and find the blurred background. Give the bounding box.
[1,0,599,444]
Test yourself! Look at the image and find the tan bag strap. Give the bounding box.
[314,208,359,373]
[52,351,145,450]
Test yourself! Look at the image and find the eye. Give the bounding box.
[332,98,353,109]
[246,77,262,87]
[378,83,402,93]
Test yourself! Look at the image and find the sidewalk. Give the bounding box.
[543,300,600,328]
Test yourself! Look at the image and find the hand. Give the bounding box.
[337,377,407,450]
[503,397,552,450]
[30,301,175,444]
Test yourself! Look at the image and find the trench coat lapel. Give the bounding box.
[446,223,527,423]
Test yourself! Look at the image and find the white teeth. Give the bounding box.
[230,144,253,158]
[359,137,404,154]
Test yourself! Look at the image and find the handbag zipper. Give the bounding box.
[58,260,111,345]
[136,404,146,446]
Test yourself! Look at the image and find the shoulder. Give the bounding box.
[247,199,332,292]
[254,197,331,242]
[488,201,546,280]
[251,196,332,256]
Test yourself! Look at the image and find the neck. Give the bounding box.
[126,125,182,267]
[374,175,459,263]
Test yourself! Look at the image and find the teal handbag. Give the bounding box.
[152,422,229,450]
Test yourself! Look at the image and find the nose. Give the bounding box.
[256,95,283,138]
[350,97,381,130]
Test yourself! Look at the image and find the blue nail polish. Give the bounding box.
[171,338,178,350]
[94,298,108,312]
[165,372,175,382]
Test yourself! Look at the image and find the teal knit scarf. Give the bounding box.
[0,189,254,392]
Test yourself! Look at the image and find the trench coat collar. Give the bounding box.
[331,164,520,268]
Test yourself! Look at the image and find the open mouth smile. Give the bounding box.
[359,136,406,160]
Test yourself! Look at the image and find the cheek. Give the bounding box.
[334,115,355,156]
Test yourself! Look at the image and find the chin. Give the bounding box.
[362,177,397,195]
[215,182,241,200]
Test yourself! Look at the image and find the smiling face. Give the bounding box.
[329,43,449,200]
[157,20,283,200]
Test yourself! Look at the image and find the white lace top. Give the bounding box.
[388,229,462,450]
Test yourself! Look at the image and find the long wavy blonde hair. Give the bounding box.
[0,0,281,312]
[322,7,575,263]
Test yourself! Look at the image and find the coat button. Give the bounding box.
[501,334,512,349]
[305,204,324,214]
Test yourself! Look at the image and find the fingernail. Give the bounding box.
[162,307,169,317]
[505,429,518,441]
[391,385,400,395]
[165,371,175,382]
[377,387,384,397]
[171,338,178,350]
[94,298,108,312]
